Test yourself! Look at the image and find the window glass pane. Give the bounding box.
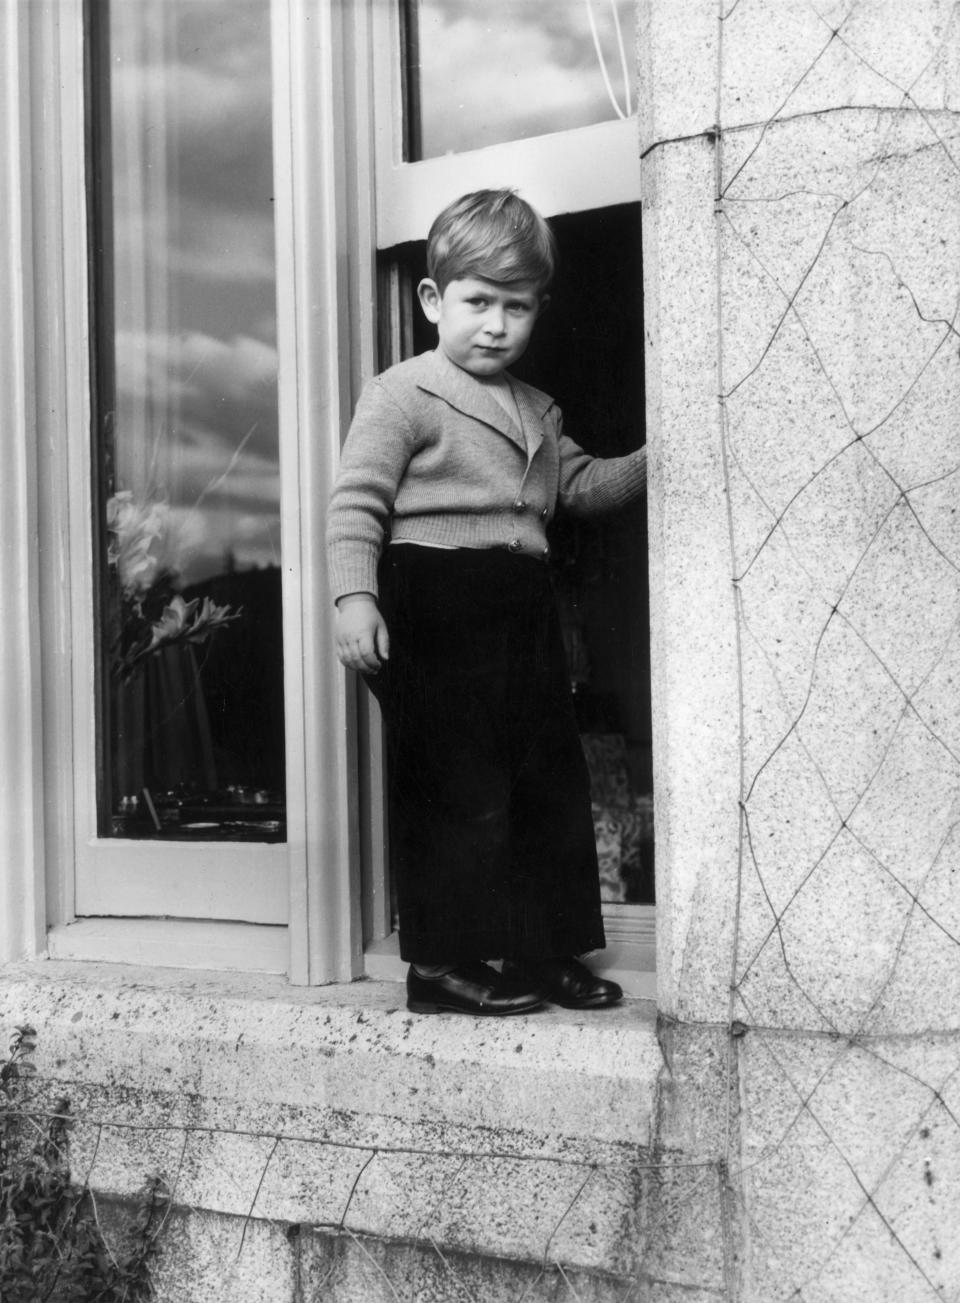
[404,0,636,160]
[91,0,284,842]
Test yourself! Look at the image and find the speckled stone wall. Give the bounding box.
[643,1,960,1298]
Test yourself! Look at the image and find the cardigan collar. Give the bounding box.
[415,347,552,459]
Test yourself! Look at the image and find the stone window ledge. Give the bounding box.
[0,960,662,1279]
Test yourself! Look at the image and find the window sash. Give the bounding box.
[23,0,367,981]
[74,0,288,925]
[376,118,642,249]
[372,0,641,247]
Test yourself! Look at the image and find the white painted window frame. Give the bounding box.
[72,3,285,927]
[0,0,47,966]
[0,0,653,994]
[2,0,370,983]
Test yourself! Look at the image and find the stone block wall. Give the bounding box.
[643,1,960,1297]
[0,963,667,1302]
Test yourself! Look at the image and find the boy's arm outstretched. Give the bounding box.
[556,422,647,517]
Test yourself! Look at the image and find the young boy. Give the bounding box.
[327,189,646,1016]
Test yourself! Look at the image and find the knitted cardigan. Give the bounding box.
[326,347,647,601]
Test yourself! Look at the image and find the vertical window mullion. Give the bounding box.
[272,0,364,982]
[0,0,46,962]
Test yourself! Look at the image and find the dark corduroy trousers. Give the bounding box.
[366,543,605,965]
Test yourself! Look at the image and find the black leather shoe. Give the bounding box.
[406,962,546,1016]
[502,957,623,1009]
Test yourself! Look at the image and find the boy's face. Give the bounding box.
[417,277,546,378]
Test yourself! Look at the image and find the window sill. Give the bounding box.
[0,958,661,1277]
[364,912,657,1001]
[47,919,288,973]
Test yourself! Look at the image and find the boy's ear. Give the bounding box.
[417,278,443,323]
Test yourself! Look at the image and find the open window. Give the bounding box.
[363,0,654,986]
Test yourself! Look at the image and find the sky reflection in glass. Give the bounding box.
[101,0,284,835]
[109,0,278,587]
[407,0,636,160]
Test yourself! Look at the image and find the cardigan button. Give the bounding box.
[539,507,549,522]
[542,545,550,559]
[508,539,522,553]
[513,499,526,513]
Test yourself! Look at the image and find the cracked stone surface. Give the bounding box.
[645,1,960,1299]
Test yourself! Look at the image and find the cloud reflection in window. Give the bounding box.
[108,0,278,587]
[408,0,636,160]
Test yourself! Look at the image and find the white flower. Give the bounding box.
[106,490,171,599]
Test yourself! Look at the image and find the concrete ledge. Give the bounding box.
[0,960,662,1278]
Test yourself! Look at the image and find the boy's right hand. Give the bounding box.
[335,593,390,673]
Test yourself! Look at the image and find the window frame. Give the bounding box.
[362,0,655,991]
[76,1,289,924]
[3,0,652,993]
[0,0,46,965]
[12,0,367,983]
